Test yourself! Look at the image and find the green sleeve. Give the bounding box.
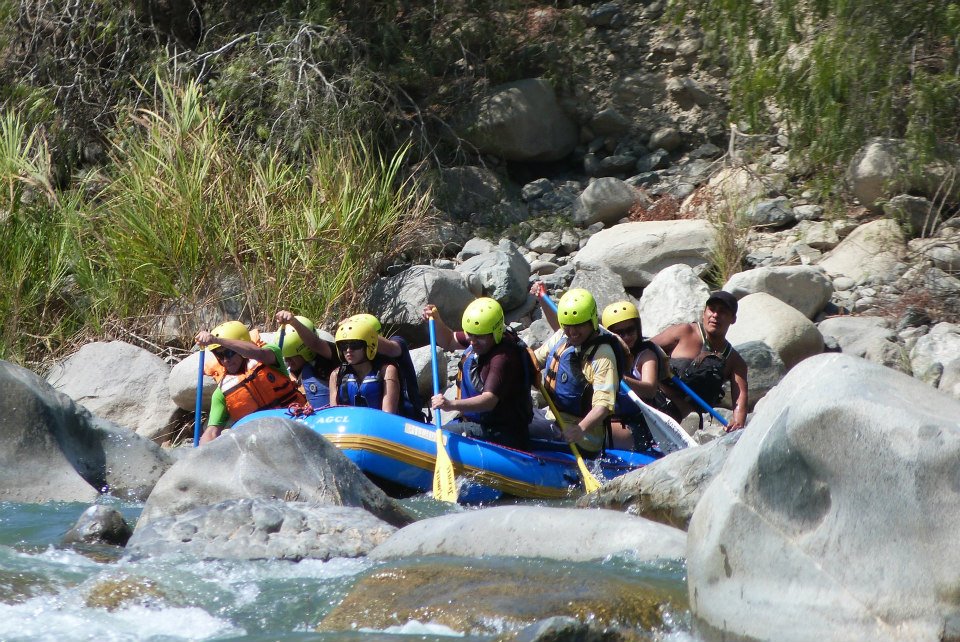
[263,343,288,375]
[208,387,229,427]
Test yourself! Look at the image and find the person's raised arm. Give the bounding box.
[421,304,460,351]
[530,282,559,331]
[274,310,334,360]
[195,331,278,366]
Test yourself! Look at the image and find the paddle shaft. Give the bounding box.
[670,375,729,427]
[428,318,458,502]
[193,349,205,447]
[428,319,443,428]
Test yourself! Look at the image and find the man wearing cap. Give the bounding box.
[651,291,748,431]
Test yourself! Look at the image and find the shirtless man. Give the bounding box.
[651,291,748,431]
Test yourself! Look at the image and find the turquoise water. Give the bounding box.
[0,500,694,642]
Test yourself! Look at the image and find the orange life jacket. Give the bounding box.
[218,358,305,418]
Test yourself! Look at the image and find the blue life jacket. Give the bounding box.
[457,347,486,423]
[543,329,625,418]
[300,360,332,408]
[337,355,423,420]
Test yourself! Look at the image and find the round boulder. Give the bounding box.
[724,292,824,370]
[574,220,715,288]
[135,416,413,530]
[688,353,960,641]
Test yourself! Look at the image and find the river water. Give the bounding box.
[0,499,695,642]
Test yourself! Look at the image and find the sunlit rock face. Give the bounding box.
[687,353,960,642]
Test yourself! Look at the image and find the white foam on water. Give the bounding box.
[171,555,372,584]
[359,619,466,637]
[0,595,240,641]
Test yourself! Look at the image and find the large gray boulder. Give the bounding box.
[370,505,686,562]
[723,265,834,319]
[818,316,910,373]
[817,218,907,285]
[574,220,715,287]
[733,340,787,408]
[136,416,412,530]
[568,262,630,313]
[687,353,960,641]
[579,432,741,529]
[126,498,396,560]
[367,265,476,345]
[461,79,578,162]
[571,177,643,226]
[168,350,218,412]
[0,360,173,503]
[439,165,506,221]
[637,264,711,336]
[46,341,182,442]
[725,292,824,370]
[455,240,531,310]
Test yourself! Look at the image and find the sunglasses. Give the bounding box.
[339,340,367,352]
[212,348,237,361]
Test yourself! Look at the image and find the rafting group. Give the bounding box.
[193,285,748,456]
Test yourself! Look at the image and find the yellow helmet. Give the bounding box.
[601,300,640,329]
[557,288,598,330]
[281,328,316,362]
[335,317,378,361]
[209,320,251,350]
[461,297,505,343]
[346,313,381,333]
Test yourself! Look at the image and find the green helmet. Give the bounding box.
[557,288,598,330]
[461,297,505,343]
[335,316,378,361]
[209,320,251,349]
[601,300,640,329]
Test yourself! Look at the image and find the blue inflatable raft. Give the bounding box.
[235,406,660,503]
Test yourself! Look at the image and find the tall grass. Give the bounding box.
[1,78,430,366]
[0,112,81,365]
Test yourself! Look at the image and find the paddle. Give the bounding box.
[537,383,602,493]
[537,292,695,453]
[193,348,205,447]
[618,383,697,452]
[670,375,729,427]
[278,325,286,350]
[428,318,458,503]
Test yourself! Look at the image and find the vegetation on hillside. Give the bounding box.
[671,0,960,185]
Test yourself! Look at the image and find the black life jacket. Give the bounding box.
[671,323,732,406]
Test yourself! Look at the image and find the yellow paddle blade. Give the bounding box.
[538,383,603,494]
[432,428,458,503]
[570,443,602,493]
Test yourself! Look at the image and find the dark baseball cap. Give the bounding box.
[706,291,738,315]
